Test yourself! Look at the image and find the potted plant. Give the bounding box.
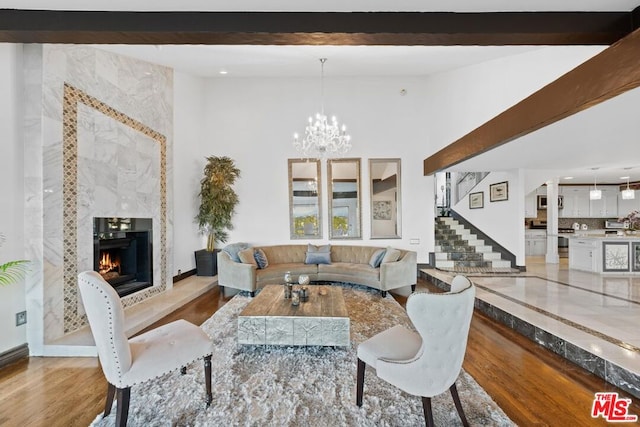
[194,156,240,276]
[0,232,29,286]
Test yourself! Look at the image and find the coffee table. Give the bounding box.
[237,284,350,347]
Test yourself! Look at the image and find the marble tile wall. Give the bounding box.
[24,45,173,347]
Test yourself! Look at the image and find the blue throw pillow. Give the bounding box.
[369,248,386,268]
[222,242,249,262]
[254,248,269,269]
[305,251,331,265]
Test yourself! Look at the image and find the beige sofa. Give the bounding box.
[217,244,417,297]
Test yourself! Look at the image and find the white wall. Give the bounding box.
[173,71,208,274]
[0,44,26,354]
[454,170,526,265]
[183,76,434,261]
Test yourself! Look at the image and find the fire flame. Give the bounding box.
[99,252,120,276]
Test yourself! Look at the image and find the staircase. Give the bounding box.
[435,217,516,273]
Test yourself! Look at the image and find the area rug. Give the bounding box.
[91,284,515,426]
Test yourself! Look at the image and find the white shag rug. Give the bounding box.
[91,284,515,427]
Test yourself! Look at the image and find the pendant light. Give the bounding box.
[621,176,635,200]
[589,169,601,200]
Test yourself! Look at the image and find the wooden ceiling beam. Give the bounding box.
[423,26,640,176]
[0,9,634,45]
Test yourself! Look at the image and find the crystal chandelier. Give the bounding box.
[293,58,351,158]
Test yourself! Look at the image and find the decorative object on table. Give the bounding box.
[293,58,351,159]
[298,274,310,286]
[291,288,300,306]
[284,271,292,284]
[319,286,328,296]
[469,191,483,209]
[195,156,241,274]
[489,181,508,202]
[619,210,640,231]
[300,286,309,302]
[0,232,29,286]
[283,283,292,299]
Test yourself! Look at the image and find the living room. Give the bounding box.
[2,3,640,426]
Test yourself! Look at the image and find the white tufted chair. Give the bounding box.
[78,271,215,427]
[356,275,476,426]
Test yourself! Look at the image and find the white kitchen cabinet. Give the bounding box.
[560,186,590,218]
[590,187,618,218]
[525,191,537,218]
[569,238,599,272]
[525,230,547,256]
[618,190,640,218]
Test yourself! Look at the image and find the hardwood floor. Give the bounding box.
[0,279,637,426]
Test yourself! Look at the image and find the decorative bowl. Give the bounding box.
[298,274,310,286]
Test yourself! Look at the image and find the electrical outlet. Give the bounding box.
[16,311,27,326]
[410,238,420,245]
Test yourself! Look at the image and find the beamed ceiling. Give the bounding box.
[1,6,640,184]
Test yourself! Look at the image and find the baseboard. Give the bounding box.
[0,343,29,368]
[173,268,196,283]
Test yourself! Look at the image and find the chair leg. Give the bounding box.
[449,383,470,427]
[421,396,434,427]
[381,290,387,298]
[204,355,213,407]
[115,387,130,427]
[411,284,416,292]
[356,358,365,407]
[104,382,116,417]
[250,291,255,297]
[181,366,187,375]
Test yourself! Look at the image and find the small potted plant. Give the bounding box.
[0,232,29,286]
[194,156,240,276]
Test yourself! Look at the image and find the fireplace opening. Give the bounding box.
[94,217,153,297]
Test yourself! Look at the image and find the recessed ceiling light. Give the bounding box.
[620,176,630,180]
[219,70,228,75]
[563,176,574,180]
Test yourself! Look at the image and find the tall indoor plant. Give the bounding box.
[195,156,240,275]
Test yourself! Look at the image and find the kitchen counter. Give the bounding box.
[568,235,640,273]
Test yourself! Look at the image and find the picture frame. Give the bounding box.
[372,200,393,220]
[469,192,484,209]
[489,181,509,202]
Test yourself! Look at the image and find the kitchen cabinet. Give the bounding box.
[525,230,547,256]
[525,191,537,218]
[569,238,599,272]
[590,188,618,218]
[560,186,590,218]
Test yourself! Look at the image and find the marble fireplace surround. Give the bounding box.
[22,45,175,352]
[61,83,168,335]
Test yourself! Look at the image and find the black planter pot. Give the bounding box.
[194,249,219,276]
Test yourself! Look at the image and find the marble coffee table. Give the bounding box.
[237,284,350,347]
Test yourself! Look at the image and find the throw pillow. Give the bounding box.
[368,248,386,268]
[305,244,331,264]
[305,251,331,265]
[381,247,401,264]
[254,248,269,269]
[307,243,331,253]
[222,242,249,262]
[238,248,257,267]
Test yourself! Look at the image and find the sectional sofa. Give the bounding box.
[217,243,417,297]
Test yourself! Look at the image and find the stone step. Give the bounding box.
[482,252,503,260]
[490,260,512,268]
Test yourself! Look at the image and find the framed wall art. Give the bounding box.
[469,192,484,209]
[489,181,508,202]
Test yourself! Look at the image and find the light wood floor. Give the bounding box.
[1,278,638,427]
